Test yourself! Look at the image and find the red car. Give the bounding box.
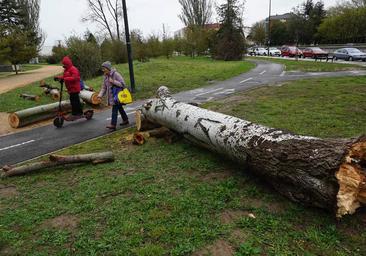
[281,46,302,57]
[302,47,328,59]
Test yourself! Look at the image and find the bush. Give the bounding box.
[66,36,102,80]
[101,39,127,64]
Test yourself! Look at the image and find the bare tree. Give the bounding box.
[83,0,122,41]
[178,0,213,27]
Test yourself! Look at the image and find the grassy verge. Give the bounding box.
[0,57,254,113]
[1,76,365,255]
[248,56,364,72]
[204,76,366,138]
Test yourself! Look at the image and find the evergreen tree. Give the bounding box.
[212,0,245,60]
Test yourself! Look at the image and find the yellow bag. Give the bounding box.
[117,88,133,104]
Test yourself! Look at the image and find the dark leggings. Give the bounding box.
[111,103,128,126]
[69,93,83,115]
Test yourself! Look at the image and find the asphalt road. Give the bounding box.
[1,60,365,166]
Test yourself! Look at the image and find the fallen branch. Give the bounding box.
[141,86,366,218]
[19,93,40,101]
[2,152,114,177]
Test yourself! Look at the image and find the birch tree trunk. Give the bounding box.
[141,86,366,218]
[8,100,83,128]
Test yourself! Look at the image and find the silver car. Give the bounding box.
[333,48,366,61]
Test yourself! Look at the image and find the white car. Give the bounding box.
[267,47,281,56]
[252,47,267,56]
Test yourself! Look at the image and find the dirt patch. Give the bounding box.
[0,185,18,198]
[0,245,12,256]
[192,239,234,256]
[199,170,234,182]
[0,65,63,94]
[41,214,79,232]
[220,210,251,225]
[229,229,250,245]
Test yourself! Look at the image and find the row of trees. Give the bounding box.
[249,0,366,46]
[46,0,247,79]
[0,0,43,73]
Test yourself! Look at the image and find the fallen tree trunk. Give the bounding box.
[8,100,84,128]
[135,110,161,131]
[2,152,114,177]
[141,86,366,218]
[20,93,40,101]
[79,90,101,105]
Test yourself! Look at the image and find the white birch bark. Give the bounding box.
[140,86,366,217]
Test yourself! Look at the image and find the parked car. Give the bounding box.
[302,47,328,59]
[267,47,281,56]
[280,46,303,57]
[248,47,267,56]
[333,48,366,61]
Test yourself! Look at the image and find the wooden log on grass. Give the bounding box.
[133,127,172,145]
[8,100,83,128]
[140,86,366,218]
[2,152,114,177]
[20,93,40,101]
[79,90,101,105]
[135,110,161,131]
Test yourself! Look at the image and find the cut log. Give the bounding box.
[8,100,83,128]
[40,81,60,100]
[133,127,172,145]
[20,93,40,101]
[79,90,101,105]
[141,86,366,218]
[135,110,161,131]
[49,89,60,100]
[2,152,114,177]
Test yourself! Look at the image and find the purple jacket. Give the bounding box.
[98,69,126,106]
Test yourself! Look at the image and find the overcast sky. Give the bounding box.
[40,0,339,51]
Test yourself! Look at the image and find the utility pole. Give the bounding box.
[122,0,136,93]
[267,0,272,56]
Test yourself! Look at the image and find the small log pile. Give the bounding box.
[139,86,366,218]
[1,152,114,177]
[40,80,60,100]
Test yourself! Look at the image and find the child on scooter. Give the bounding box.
[54,56,83,120]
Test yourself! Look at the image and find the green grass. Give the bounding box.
[0,57,254,113]
[248,56,365,72]
[1,75,366,255]
[1,130,365,255]
[204,76,366,138]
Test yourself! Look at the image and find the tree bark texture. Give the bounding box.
[79,90,101,105]
[141,86,366,218]
[2,152,114,177]
[8,100,83,128]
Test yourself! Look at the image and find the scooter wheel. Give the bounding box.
[53,117,64,128]
[84,110,94,120]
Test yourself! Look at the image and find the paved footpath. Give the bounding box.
[1,60,366,166]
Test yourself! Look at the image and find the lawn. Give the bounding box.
[1,76,365,255]
[248,56,365,72]
[0,57,254,113]
[204,76,366,138]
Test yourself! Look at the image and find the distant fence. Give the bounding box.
[0,65,22,72]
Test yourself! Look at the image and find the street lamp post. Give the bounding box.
[121,0,136,93]
[267,0,272,56]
